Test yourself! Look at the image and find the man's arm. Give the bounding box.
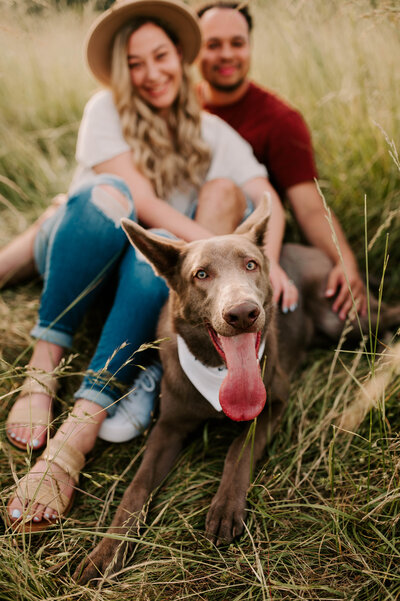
[287,181,366,320]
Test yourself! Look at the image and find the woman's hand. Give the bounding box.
[269,259,299,314]
[325,262,367,320]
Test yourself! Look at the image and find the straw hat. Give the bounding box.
[86,0,201,86]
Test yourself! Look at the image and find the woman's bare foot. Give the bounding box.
[8,454,76,524]
[8,398,107,526]
[6,340,64,451]
[6,392,53,450]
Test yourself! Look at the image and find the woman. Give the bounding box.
[5,0,297,531]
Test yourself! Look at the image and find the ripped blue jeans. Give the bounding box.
[32,174,169,416]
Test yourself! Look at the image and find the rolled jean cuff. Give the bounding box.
[30,323,73,348]
[73,385,120,417]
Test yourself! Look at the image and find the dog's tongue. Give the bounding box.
[219,332,266,421]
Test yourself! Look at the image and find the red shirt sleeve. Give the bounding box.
[264,110,318,193]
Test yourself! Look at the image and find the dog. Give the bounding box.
[75,195,400,583]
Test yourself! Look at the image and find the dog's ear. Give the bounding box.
[121,219,186,287]
[234,191,271,247]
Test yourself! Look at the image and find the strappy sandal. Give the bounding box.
[6,371,58,451]
[7,438,85,533]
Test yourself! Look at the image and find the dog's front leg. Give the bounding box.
[74,415,198,584]
[206,398,285,545]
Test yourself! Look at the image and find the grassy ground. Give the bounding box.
[0,1,400,599]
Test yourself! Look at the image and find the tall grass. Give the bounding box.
[0,2,96,220]
[0,1,399,599]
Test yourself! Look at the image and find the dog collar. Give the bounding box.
[177,335,266,412]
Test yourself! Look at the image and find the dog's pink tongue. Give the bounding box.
[219,333,266,421]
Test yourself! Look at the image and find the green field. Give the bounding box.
[1,1,399,599]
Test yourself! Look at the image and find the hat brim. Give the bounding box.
[86,0,201,86]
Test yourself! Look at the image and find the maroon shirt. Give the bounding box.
[201,81,318,199]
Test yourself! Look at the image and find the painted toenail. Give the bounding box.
[44,513,50,519]
[21,439,27,444]
[282,307,288,314]
[32,439,40,448]
[26,515,32,520]
[11,509,21,519]
[10,432,16,439]
[290,303,298,312]
[51,514,57,520]
[33,517,41,522]
[16,437,21,442]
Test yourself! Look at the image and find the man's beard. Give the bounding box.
[209,76,246,93]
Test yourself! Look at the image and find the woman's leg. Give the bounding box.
[0,194,67,289]
[8,210,168,526]
[194,178,248,234]
[6,176,135,450]
[74,243,169,414]
[8,250,168,526]
[31,178,135,343]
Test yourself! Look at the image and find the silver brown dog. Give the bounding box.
[75,196,400,583]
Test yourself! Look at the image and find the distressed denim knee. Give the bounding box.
[31,174,135,347]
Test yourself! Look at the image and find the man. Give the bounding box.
[196,1,366,321]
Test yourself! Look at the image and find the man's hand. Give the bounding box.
[325,262,367,320]
[269,260,298,314]
[288,182,367,321]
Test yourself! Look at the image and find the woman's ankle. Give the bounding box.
[55,398,107,456]
[28,340,65,374]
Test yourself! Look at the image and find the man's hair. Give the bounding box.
[196,1,253,32]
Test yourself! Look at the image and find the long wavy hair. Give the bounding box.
[111,18,211,198]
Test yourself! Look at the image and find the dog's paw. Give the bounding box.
[73,539,126,585]
[205,494,246,546]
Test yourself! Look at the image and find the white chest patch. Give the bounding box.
[177,335,266,412]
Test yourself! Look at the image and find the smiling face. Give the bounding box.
[127,22,183,118]
[198,7,251,94]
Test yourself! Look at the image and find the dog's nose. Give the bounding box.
[223,302,260,330]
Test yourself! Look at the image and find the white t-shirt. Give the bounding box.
[71,90,267,215]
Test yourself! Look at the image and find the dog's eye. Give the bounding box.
[246,260,258,271]
[195,269,208,280]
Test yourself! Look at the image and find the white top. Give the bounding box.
[177,334,266,412]
[71,90,267,214]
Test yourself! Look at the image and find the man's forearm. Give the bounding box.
[300,208,357,269]
[287,181,358,269]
